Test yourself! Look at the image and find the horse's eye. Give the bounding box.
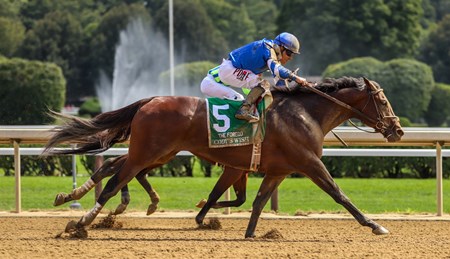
[381,100,387,105]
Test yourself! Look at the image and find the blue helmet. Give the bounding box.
[274,32,300,54]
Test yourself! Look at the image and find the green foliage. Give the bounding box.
[78,97,101,118]
[154,0,227,62]
[322,148,448,179]
[399,117,412,127]
[424,83,450,126]
[277,0,424,75]
[0,17,25,57]
[429,0,450,21]
[89,3,151,81]
[159,61,217,88]
[201,0,256,50]
[322,57,384,79]
[17,10,83,102]
[234,0,278,39]
[0,0,21,18]
[323,57,435,122]
[419,14,450,84]
[378,59,434,120]
[0,58,65,124]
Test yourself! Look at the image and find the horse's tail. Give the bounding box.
[42,98,154,156]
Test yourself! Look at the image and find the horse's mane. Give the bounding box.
[273,76,366,95]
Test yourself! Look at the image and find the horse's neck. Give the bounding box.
[312,88,367,133]
[274,89,364,135]
[311,98,353,134]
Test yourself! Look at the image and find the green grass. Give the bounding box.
[0,176,449,215]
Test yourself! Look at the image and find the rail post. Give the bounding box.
[69,144,82,209]
[436,141,443,216]
[13,140,21,213]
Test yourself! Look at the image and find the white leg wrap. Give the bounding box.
[72,178,95,199]
[80,202,103,225]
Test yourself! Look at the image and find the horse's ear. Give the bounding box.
[363,77,375,90]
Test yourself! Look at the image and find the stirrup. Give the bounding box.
[235,112,259,123]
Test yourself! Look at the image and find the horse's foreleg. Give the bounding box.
[307,160,389,235]
[53,177,96,206]
[212,172,248,208]
[195,167,245,226]
[54,156,126,206]
[245,175,284,238]
[135,169,160,215]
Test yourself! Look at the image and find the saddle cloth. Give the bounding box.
[206,98,267,148]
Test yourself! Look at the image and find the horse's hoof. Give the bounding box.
[112,203,127,215]
[195,216,204,226]
[147,204,158,215]
[372,226,389,235]
[54,193,67,206]
[65,220,78,233]
[195,199,207,208]
[245,233,256,239]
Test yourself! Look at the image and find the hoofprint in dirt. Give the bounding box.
[0,217,449,258]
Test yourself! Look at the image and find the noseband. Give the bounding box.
[357,87,399,136]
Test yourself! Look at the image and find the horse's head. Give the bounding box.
[360,78,404,142]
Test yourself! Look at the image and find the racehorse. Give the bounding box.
[43,77,403,238]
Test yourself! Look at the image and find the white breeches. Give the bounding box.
[200,75,244,100]
[218,59,262,88]
[200,59,263,100]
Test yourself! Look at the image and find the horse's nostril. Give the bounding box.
[396,128,404,137]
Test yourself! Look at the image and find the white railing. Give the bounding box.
[1,126,449,215]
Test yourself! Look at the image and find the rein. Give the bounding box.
[303,83,378,125]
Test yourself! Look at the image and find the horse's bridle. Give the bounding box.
[304,82,399,136]
[353,87,399,136]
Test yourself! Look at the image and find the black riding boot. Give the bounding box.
[235,83,266,122]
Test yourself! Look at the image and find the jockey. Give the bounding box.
[200,32,308,122]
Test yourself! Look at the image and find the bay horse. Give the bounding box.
[43,77,403,238]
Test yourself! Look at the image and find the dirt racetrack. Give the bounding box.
[1,212,449,259]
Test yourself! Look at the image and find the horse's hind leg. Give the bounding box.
[195,167,246,226]
[306,158,389,235]
[54,155,126,206]
[110,166,160,216]
[135,168,160,215]
[74,159,144,228]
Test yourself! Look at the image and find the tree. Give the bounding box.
[323,57,435,122]
[277,0,424,75]
[424,83,450,126]
[376,59,435,121]
[0,17,25,57]
[18,0,102,29]
[154,0,226,63]
[89,3,151,83]
[419,14,450,84]
[0,58,65,125]
[17,11,83,103]
[201,0,256,50]
[322,57,384,79]
[429,0,450,21]
[241,0,278,39]
[159,61,217,96]
[0,0,21,17]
